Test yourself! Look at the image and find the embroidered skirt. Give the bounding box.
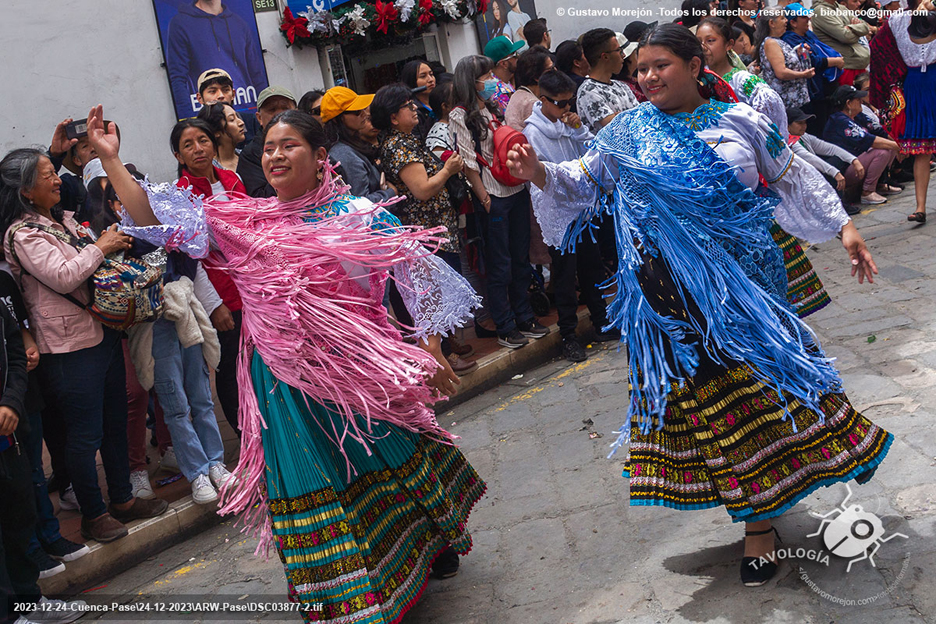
[624,246,891,522]
[253,353,486,623]
[626,363,892,522]
[899,65,936,155]
[771,224,831,318]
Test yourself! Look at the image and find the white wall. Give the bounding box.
[0,0,323,182]
[440,19,484,67]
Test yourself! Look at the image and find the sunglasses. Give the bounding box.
[398,100,419,112]
[310,106,322,116]
[541,95,575,108]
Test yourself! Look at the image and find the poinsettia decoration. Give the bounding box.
[280,0,480,47]
[280,7,311,44]
[418,0,434,25]
[374,0,400,33]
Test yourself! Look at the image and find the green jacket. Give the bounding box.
[811,0,871,70]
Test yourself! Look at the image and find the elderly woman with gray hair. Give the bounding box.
[0,145,168,545]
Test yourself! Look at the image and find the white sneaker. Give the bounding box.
[160,446,179,471]
[58,486,79,512]
[208,463,238,492]
[19,597,88,624]
[130,470,156,500]
[191,474,218,505]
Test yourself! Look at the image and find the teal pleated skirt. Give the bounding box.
[253,352,486,623]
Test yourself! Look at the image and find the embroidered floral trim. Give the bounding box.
[671,100,733,132]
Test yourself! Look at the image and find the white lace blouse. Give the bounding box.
[530,102,849,247]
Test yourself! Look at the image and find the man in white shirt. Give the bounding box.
[576,28,639,134]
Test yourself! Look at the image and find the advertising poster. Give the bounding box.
[152,0,270,120]
[475,0,538,50]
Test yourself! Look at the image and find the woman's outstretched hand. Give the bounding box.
[86,104,120,162]
[507,144,547,189]
[841,221,877,284]
[419,334,459,397]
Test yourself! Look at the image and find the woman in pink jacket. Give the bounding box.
[0,144,169,544]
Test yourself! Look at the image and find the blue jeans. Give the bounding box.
[483,190,534,334]
[37,328,132,520]
[22,408,63,555]
[151,319,224,483]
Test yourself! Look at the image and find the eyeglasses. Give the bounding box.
[399,100,419,112]
[310,106,322,116]
[541,95,575,108]
[605,44,626,56]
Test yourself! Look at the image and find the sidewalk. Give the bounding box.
[39,305,599,596]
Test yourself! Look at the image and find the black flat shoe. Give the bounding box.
[740,526,782,587]
[473,321,498,339]
[432,545,460,579]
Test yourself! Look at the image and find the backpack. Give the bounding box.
[458,107,527,187]
[8,222,163,331]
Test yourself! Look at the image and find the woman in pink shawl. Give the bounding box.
[87,105,486,623]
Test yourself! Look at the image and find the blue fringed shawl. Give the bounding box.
[564,103,843,456]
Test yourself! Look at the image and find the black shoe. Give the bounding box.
[44,537,91,562]
[562,336,588,362]
[28,548,66,580]
[517,319,549,339]
[893,169,915,183]
[844,203,862,216]
[473,321,498,339]
[497,330,529,349]
[855,466,878,485]
[740,526,782,587]
[432,546,460,579]
[593,328,621,342]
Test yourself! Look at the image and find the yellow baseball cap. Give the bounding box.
[320,86,375,123]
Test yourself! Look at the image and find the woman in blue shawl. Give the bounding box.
[508,23,889,588]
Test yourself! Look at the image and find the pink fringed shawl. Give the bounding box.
[208,170,455,553]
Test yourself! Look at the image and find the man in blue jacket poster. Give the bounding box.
[157,0,269,119]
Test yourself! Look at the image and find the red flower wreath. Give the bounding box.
[375,0,400,34]
[280,7,310,44]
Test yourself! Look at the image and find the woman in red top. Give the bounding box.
[173,120,244,438]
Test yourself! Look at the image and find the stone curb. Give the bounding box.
[40,496,224,596]
[40,310,593,596]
